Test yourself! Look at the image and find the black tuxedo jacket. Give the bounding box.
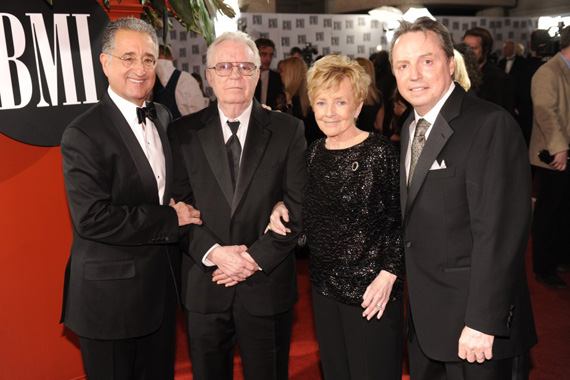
[400,85,537,361]
[60,93,180,340]
[168,100,307,316]
[255,69,284,109]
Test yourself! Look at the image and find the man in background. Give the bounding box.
[154,44,206,118]
[254,38,284,109]
[529,26,570,289]
[464,27,516,116]
[60,17,200,380]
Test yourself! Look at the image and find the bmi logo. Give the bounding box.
[0,0,108,146]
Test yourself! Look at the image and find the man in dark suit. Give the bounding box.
[498,40,533,146]
[60,17,200,380]
[168,32,306,380]
[391,18,537,379]
[464,27,516,116]
[254,38,284,109]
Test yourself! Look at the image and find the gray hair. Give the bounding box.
[389,17,454,66]
[101,17,159,56]
[206,31,260,67]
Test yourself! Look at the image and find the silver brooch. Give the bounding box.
[351,161,359,171]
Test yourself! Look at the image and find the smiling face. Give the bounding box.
[392,31,454,116]
[100,29,156,106]
[206,39,260,115]
[313,77,363,142]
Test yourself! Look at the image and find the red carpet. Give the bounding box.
[174,239,570,379]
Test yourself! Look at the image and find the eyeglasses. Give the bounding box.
[208,62,258,77]
[107,53,156,69]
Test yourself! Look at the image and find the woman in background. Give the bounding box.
[355,57,384,133]
[268,55,404,380]
[277,56,323,145]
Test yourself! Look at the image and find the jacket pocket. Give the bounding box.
[443,266,471,273]
[427,167,455,180]
[84,259,136,280]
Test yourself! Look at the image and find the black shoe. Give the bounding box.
[536,273,568,289]
[556,264,570,273]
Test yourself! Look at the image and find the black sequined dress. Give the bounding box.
[303,133,404,306]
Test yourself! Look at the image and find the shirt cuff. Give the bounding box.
[202,244,219,266]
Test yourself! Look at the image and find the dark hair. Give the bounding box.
[290,47,303,56]
[454,43,483,91]
[389,17,454,65]
[464,27,494,59]
[561,26,570,50]
[530,30,551,52]
[159,44,173,59]
[255,38,275,50]
[101,17,158,56]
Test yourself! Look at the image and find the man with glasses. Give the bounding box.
[60,17,200,380]
[168,31,307,380]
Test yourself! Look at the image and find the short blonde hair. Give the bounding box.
[453,49,471,92]
[307,55,369,107]
[280,56,309,117]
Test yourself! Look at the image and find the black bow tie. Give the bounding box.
[136,102,157,124]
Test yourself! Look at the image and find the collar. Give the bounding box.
[107,87,148,125]
[218,101,254,127]
[414,82,456,126]
[560,52,570,70]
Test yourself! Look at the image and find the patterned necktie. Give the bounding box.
[226,120,241,190]
[409,118,430,186]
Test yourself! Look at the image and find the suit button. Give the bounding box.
[406,241,412,248]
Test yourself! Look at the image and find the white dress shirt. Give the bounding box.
[108,87,166,204]
[202,101,254,266]
[405,83,455,182]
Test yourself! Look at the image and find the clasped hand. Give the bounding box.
[209,245,259,287]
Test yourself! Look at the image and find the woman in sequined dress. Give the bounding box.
[268,55,405,380]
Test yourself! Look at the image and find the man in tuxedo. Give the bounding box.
[391,17,537,379]
[60,17,200,380]
[168,31,306,380]
[464,27,516,116]
[498,40,533,145]
[254,38,284,109]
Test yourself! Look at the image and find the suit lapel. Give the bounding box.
[232,101,271,216]
[403,86,464,219]
[197,106,235,207]
[101,93,159,204]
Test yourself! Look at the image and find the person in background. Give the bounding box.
[355,57,385,133]
[60,17,200,380]
[454,43,483,93]
[528,26,570,289]
[389,89,411,148]
[453,49,472,93]
[254,38,284,109]
[290,46,303,59]
[277,56,323,145]
[190,72,211,108]
[154,44,206,118]
[371,51,397,136]
[464,27,516,115]
[392,17,536,380]
[268,54,405,380]
[168,31,307,380]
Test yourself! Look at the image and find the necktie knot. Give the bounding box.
[227,120,240,136]
[415,118,430,138]
[136,102,157,124]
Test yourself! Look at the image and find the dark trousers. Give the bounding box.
[186,293,293,380]
[78,283,177,380]
[408,310,528,380]
[532,167,570,276]
[312,289,404,380]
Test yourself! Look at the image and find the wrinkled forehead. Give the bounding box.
[211,40,256,63]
